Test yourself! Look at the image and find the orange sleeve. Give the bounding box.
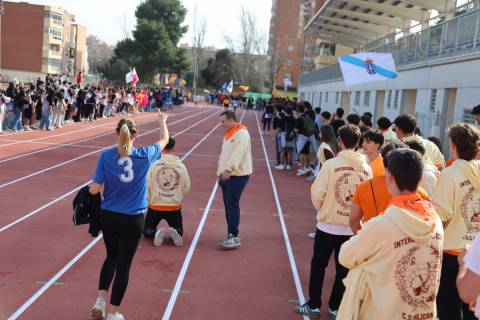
[352,188,361,205]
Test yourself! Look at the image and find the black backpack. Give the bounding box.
[302,116,315,137]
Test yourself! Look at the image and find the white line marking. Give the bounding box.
[0,109,196,164]
[254,111,309,320]
[0,110,219,234]
[6,111,224,320]
[161,110,247,320]
[0,109,213,190]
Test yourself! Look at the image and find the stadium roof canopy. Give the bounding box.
[304,0,456,47]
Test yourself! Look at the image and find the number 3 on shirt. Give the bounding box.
[118,157,134,183]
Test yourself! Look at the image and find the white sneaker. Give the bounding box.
[106,312,125,320]
[296,168,307,176]
[286,165,292,170]
[90,297,106,320]
[168,227,183,247]
[308,232,316,239]
[275,164,285,170]
[154,228,166,247]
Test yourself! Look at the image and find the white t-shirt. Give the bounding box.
[464,235,480,318]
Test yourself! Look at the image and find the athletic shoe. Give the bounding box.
[219,234,241,249]
[106,313,125,320]
[286,165,292,170]
[90,297,106,320]
[219,233,241,243]
[275,164,285,170]
[308,232,316,239]
[294,302,321,318]
[154,228,166,247]
[168,227,183,247]
[306,176,316,182]
[328,308,338,319]
[296,168,308,176]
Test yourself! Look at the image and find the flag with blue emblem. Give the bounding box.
[338,53,397,87]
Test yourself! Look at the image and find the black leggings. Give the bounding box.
[99,210,144,306]
[143,208,183,237]
[263,117,272,131]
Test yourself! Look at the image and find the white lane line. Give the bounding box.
[253,111,309,320]
[0,109,196,164]
[6,111,224,320]
[161,110,247,320]
[0,110,219,234]
[0,112,156,148]
[0,109,213,190]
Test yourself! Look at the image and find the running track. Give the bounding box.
[0,104,336,319]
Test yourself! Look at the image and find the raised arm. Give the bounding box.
[158,110,169,150]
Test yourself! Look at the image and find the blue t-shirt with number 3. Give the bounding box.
[92,144,161,215]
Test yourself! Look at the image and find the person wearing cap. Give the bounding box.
[472,105,480,127]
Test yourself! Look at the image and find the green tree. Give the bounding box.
[104,0,189,83]
[200,49,235,89]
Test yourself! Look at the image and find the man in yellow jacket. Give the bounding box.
[295,124,372,319]
[217,110,252,249]
[394,113,445,170]
[433,123,480,320]
[144,138,191,247]
[337,148,443,320]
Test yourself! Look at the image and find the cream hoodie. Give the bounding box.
[311,150,372,226]
[421,162,439,199]
[337,199,444,320]
[403,135,445,169]
[433,159,480,252]
[217,127,253,177]
[147,154,191,208]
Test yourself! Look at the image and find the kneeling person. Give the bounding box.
[144,138,191,246]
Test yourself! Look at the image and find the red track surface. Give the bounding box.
[0,105,335,320]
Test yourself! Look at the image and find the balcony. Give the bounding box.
[300,6,480,85]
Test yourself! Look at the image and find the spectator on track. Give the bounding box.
[362,130,385,177]
[295,124,372,319]
[377,116,398,144]
[404,140,439,199]
[217,110,252,249]
[89,111,169,320]
[143,138,191,247]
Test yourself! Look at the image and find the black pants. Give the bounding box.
[220,176,250,237]
[308,229,350,310]
[437,253,476,320]
[98,210,144,306]
[263,117,272,131]
[143,208,183,237]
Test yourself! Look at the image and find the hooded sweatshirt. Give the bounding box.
[311,150,372,227]
[337,194,444,320]
[147,154,190,210]
[433,159,480,253]
[217,124,253,177]
[402,135,445,169]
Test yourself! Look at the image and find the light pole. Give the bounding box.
[0,0,4,82]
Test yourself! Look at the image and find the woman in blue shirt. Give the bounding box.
[89,111,169,320]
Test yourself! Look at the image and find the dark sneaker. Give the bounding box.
[295,302,321,318]
[219,234,241,249]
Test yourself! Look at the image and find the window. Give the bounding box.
[42,58,62,70]
[336,92,340,104]
[44,11,63,25]
[318,42,336,56]
[430,89,437,112]
[286,59,293,65]
[50,44,60,51]
[287,45,294,52]
[44,27,63,41]
[354,91,361,106]
[364,91,371,106]
[463,109,476,124]
[387,90,392,109]
[325,92,329,103]
[319,92,323,106]
[394,90,400,110]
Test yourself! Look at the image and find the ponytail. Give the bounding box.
[116,119,136,157]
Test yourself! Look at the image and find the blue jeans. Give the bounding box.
[39,109,52,130]
[220,175,250,237]
[10,107,23,130]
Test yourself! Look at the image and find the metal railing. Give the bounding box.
[300,2,480,85]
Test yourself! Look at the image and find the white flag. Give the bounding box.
[125,68,134,84]
[338,52,397,87]
[226,80,233,93]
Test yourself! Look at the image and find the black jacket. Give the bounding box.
[72,186,101,237]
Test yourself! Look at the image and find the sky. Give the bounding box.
[9,0,272,49]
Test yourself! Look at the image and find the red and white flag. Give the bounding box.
[126,67,140,86]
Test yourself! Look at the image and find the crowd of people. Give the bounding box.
[0,77,188,134]
[257,98,480,319]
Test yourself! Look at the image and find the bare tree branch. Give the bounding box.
[191,6,207,92]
